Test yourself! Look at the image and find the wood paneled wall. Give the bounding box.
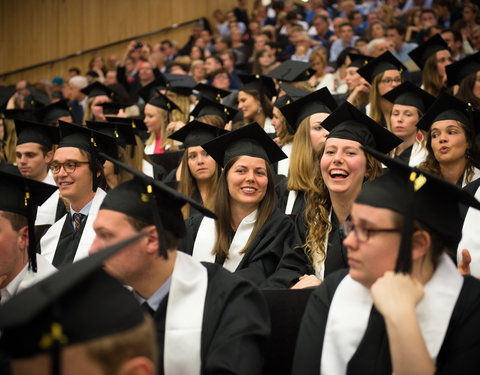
[0,0,239,85]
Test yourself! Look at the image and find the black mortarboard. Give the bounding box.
[280,87,338,134]
[0,232,146,364]
[105,116,148,132]
[382,81,436,114]
[0,86,15,110]
[80,81,114,98]
[34,99,72,125]
[14,119,60,148]
[194,83,231,102]
[0,165,57,272]
[147,91,181,112]
[169,120,228,148]
[190,97,238,123]
[137,76,169,103]
[348,53,373,69]
[357,51,407,83]
[357,146,480,273]
[239,74,276,99]
[23,90,51,111]
[266,60,314,82]
[408,33,449,70]
[95,102,131,116]
[415,93,480,133]
[86,120,136,147]
[98,153,217,258]
[202,122,287,167]
[321,101,402,153]
[1,109,35,121]
[446,52,480,87]
[164,73,197,96]
[274,84,310,108]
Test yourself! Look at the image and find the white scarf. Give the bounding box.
[285,190,298,215]
[458,182,480,277]
[164,252,208,374]
[192,210,257,272]
[277,143,292,177]
[321,254,463,374]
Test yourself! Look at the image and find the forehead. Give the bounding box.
[95,209,131,228]
[431,119,465,130]
[351,202,396,224]
[54,147,84,161]
[16,142,43,153]
[382,69,401,78]
[231,155,267,169]
[392,103,417,112]
[324,137,362,149]
[187,145,204,154]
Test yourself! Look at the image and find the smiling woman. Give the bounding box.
[180,123,294,286]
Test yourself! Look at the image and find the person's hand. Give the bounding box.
[371,271,424,318]
[166,121,185,135]
[458,249,472,276]
[273,136,281,145]
[127,40,138,54]
[224,120,233,131]
[291,274,322,289]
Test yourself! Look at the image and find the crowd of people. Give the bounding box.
[1,0,480,374]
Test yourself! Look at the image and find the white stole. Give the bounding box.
[192,210,257,272]
[40,189,107,264]
[164,252,208,374]
[458,182,480,277]
[142,159,154,178]
[277,143,292,177]
[263,117,276,135]
[285,190,298,215]
[144,142,155,155]
[408,142,428,168]
[463,167,480,188]
[321,254,463,374]
[35,189,60,226]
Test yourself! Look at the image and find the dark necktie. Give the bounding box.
[141,301,155,316]
[73,213,84,232]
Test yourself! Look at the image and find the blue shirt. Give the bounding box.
[392,42,418,63]
[134,276,172,312]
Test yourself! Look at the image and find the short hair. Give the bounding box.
[0,211,28,232]
[161,39,173,47]
[421,8,437,17]
[125,215,179,251]
[366,38,388,54]
[339,22,354,31]
[218,50,236,64]
[442,27,462,42]
[68,75,88,89]
[347,10,362,21]
[211,67,231,79]
[206,55,223,67]
[387,22,406,36]
[215,35,232,48]
[313,14,329,24]
[68,67,81,75]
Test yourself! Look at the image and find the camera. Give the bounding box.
[135,42,144,49]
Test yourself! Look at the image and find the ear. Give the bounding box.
[17,225,29,252]
[117,357,155,375]
[411,229,431,261]
[145,225,160,255]
[44,150,54,164]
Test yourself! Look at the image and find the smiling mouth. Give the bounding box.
[329,169,349,179]
[59,182,74,187]
[241,187,257,193]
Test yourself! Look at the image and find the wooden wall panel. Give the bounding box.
[0,0,239,85]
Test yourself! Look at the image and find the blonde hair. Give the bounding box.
[369,73,390,126]
[145,106,176,150]
[0,118,17,163]
[166,91,194,123]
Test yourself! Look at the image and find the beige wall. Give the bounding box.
[0,0,239,85]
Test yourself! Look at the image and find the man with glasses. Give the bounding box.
[39,121,116,269]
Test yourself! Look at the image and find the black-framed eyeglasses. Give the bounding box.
[49,161,89,174]
[344,218,400,243]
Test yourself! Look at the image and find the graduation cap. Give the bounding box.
[94,102,131,116]
[415,93,480,134]
[266,60,314,82]
[1,108,35,121]
[0,165,57,273]
[279,87,338,134]
[382,81,436,114]
[194,83,231,102]
[0,86,15,110]
[137,76,169,103]
[357,51,407,84]
[190,97,238,123]
[321,101,402,153]
[446,52,480,87]
[274,83,310,108]
[202,122,287,167]
[146,91,181,113]
[164,73,197,96]
[105,116,148,132]
[239,74,276,99]
[80,81,114,98]
[357,146,480,273]
[86,120,136,147]
[23,90,51,111]
[408,33,449,70]
[98,152,217,258]
[147,151,184,173]
[169,120,228,148]
[34,99,72,125]
[348,53,373,69]
[14,119,60,148]
[0,232,147,365]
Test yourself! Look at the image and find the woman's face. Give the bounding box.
[345,66,361,91]
[344,203,401,288]
[390,104,420,141]
[309,113,330,152]
[258,51,274,67]
[377,69,402,96]
[463,6,476,22]
[271,107,286,135]
[192,64,206,80]
[371,23,386,39]
[227,155,269,209]
[320,138,367,195]
[91,95,110,120]
[430,119,469,166]
[190,46,202,60]
[238,91,261,120]
[311,57,325,76]
[435,49,453,78]
[187,146,217,182]
[143,103,166,135]
[473,71,480,99]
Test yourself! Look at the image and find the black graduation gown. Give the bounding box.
[394,144,413,164]
[51,213,87,269]
[292,270,480,375]
[275,178,307,221]
[180,209,294,286]
[153,262,270,375]
[262,210,348,288]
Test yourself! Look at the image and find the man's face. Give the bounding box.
[16,143,52,181]
[313,18,328,35]
[340,25,354,43]
[386,29,403,49]
[220,54,234,71]
[15,81,30,99]
[441,31,460,55]
[204,58,221,75]
[421,11,437,29]
[0,213,28,289]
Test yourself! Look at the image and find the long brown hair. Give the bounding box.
[212,156,276,262]
[177,148,220,219]
[423,54,445,97]
[369,73,389,126]
[241,89,274,124]
[456,72,480,110]
[303,143,382,269]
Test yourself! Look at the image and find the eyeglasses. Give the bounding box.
[344,218,400,243]
[49,161,89,174]
[379,77,402,85]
